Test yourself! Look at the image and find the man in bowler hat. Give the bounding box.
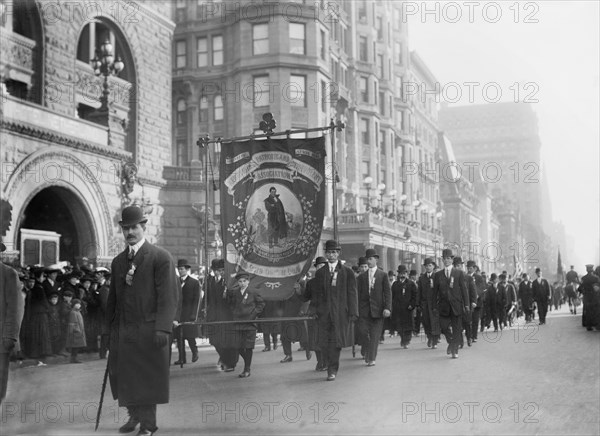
[532,268,551,325]
[1,238,25,404]
[302,240,358,381]
[106,206,179,435]
[433,249,470,359]
[418,258,441,348]
[173,259,201,365]
[357,249,391,366]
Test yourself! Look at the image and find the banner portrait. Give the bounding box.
[220,137,326,299]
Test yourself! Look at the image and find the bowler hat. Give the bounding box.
[177,259,191,269]
[535,267,541,273]
[235,271,250,281]
[490,273,498,281]
[211,258,225,270]
[358,256,368,266]
[423,258,437,267]
[119,205,148,227]
[324,240,341,251]
[442,248,454,258]
[397,265,408,274]
[453,256,464,265]
[365,248,379,259]
[314,256,327,267]
[466,260,477,268]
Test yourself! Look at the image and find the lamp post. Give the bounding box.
[91,40,124,145]
[412,199,421,226]
[435,211,443,234]
[364,176,373,211]
[420,205,428,229]
[377,183,386,210]
[400,193,407,222]
[389,189,397,220]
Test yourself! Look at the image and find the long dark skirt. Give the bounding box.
[24,313,52,359]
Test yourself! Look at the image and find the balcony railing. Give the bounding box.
[333,212,440,242]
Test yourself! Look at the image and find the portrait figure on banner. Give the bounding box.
[263,186,289,248]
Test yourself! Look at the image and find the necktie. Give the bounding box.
[446,268,450,279]
[128,249,135,261]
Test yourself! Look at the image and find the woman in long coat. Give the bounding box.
[24,267,52,365]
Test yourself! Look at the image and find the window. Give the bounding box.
[176,40,187,68]
[253,75,269,107]
[321,80,327,112]
[396,42,403,65]
[199,96,208,122]
[289,23,305,55]
[358,0,367,21]
[176,99,187,125]
[379,91,385,115]
[359,36,368,61]
[176,139,187,166]
[362,161,370,179]
[377,54,384,78]
[253,23,268,55]
[359,77,368,103]
[380,130,386,154]
[320,29,326,59]
[376,16,383,40]
[360,118,370,144]
[394,8,401,29]
[212,35,223,65]
[214,95,223,120]
[197,37,208,67]
[288,75,306,107]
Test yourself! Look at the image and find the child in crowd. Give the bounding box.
[47,293,62,356]
[66,299,86,364]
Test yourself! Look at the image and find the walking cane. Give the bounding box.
[179,325,185,369]
[95,358,110,431]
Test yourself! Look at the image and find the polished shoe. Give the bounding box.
[401,344,408,349]
[427,338,432,348]
[297,346,305,351]
[223,366,235,372]
[451,352,458,359]
[432,344,437,349]
[191,353,199,363]
[119,417,139,433]
[136,429,156,436]
[447,345,452,355]
[305,350,312,361]
[367,361,376,366]
[472,338,477,343]
[262,346,271,352]
[326,373,336,381]
[273,343,278,350]
[280,355,293,363]
[173,360,185,365]
[467,338,472,347]
[238,370,251,378]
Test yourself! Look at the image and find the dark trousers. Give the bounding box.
[0,352,9,402]
[282,336,308,356]
[471,308,481,340]
[359,315,384,362]
[127,405,157,432]
[537,301,549,323]
[463,319,473,342]
[323,319,341,376]
[239,348,253,371]
[399,329,413,347]
[413,308,422,334]
[440,314,463,354]
[217,347,239,369]
[175,326,198,362]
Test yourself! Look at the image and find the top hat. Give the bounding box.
[211,258,225,270]
[423,258,437,267]
[314,256,327,267]
[119,206,148,227]
[177,259,191,269]
[365,248,379,259]
[409,269,418,276]
[441,248,454,258]
[466,260,477,268]
[453,256,464,265]
[324,240,341,251]
[397,265,408,274]
[357,256,368,266]
[235,271,250,281]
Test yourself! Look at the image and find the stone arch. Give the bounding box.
[2,148,115,263]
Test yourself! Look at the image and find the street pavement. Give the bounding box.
[2,305,599,436]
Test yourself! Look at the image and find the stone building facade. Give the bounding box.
[0,0,174,267]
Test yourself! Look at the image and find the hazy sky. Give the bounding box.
[407,0,600,267]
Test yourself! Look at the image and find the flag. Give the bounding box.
[220,136,326,299]
[557,247,564,282]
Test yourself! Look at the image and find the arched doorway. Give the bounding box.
[18,187,98,267]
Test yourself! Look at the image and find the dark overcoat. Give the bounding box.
[176,275,201,337]
[203,275,232,347]
[433,267,469,317]
[417,272,440,335]
[106,241,179,407]
[303,262,358,348]
[391,279,417,332]
[580,273,600,328]
[532,278,551,304]
[518,281,534,309]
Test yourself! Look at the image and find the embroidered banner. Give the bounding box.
[220,137,326,299]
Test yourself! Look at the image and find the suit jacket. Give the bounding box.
[485,284,506,311]
[532,278,551,303]
[465,274,478,307]
[357,268,391,318]
[106,240,179,407]
[302,261,358,348]
[418,272,436,307]
[433,267,469,317]
[176,275,201,323]
[1,263,24,349]
[226,288,265,330]
[518,281,534,307]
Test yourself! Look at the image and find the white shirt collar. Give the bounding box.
[129,238,146,255]
[329,261,338,271]
[368,266,377,273]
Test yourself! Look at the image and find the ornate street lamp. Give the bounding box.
[377,183,386,209]
[412,199,422,226]
[364,176,373,211]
